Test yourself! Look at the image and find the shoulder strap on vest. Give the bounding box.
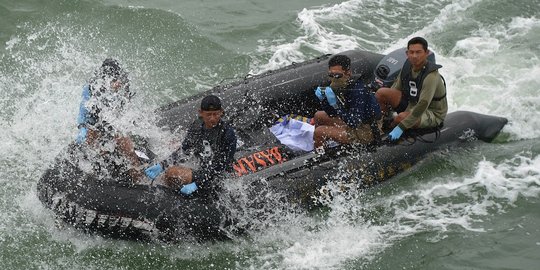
[401,60,446,102]
[432,75,447,101]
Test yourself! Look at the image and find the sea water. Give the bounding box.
[1,0,539,269]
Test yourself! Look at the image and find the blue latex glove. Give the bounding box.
[180,182,198,195]
[144,163,164,180]
[388,126,404,141]
[325,87,337,108]
[314,87,325,101]
[76,127,88,144]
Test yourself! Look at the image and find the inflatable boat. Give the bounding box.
[37,49,508,242]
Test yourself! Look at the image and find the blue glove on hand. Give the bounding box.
[314,87,325,101]
[325,87,338,108]
[76,127,88,144]
[144,163,164,180]
[180,182,198,195]
[388,126,404,141]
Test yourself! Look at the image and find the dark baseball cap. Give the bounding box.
[200,95,222,111]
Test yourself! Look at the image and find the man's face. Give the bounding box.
[110,79,123,91]
[199,109,223,128]
[406,44,429,70]
[328,65,351,89]
[99,75,125,93]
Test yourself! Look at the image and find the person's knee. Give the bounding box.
[313,111,329,126]
[376,88,391,101]
[375,88,385,102]
[377,88,401,108]
[314,111,327,120]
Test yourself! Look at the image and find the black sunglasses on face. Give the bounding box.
[328,73,344,79]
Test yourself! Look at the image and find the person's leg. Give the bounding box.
[313,111,344,127]
[417,110,441,128]
[164,166,193,190]
[313,111,348,147]
[375,88,402,114]
[86,128,100,145]
[314,125,349,148]
[393,111,423,129]
[115,135,144,183]
[347,124,376,145]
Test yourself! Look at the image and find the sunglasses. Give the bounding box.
[328,72,345,79]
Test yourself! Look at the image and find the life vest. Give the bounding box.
[400,60,446,103]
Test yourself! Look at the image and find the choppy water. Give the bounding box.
[1,0,539,269]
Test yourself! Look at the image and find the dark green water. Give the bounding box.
[1,0,539,269]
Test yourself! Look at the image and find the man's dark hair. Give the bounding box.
[328,55,351,70]
[407,37,428,51]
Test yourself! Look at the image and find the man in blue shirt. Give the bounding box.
[313,55,382,149]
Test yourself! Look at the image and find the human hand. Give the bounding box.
[76,127,88,144]
[179,182,198,195]
[388,126,404,141]
[314,87,325,101]
[325,87,337,107]
[144,163,164,180]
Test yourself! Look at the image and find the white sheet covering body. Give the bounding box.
[270,118,315,152]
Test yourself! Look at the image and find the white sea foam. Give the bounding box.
[254,0,372,74]
[254,0,485,74]
[279,225,382,270]
[394,152,540,229]
[266,151,540,269]
[0,20,178,167]
[441,16,540,140]
[1,30,85,168]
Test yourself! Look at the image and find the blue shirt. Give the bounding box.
[320,80,381,128]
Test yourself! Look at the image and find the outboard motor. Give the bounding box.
[367,47,437,91]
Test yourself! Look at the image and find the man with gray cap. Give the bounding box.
[74,58,141,183]
[76,58,133,144]
[144,95,237,200]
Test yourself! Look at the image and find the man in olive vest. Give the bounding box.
[375,37,448,141]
